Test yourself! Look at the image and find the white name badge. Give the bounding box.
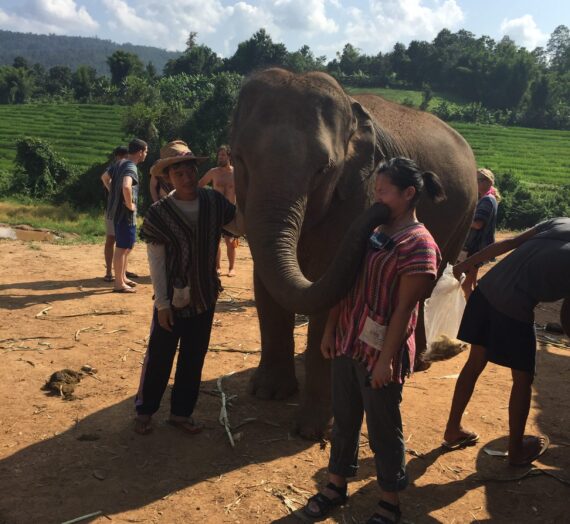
[358,316,387,351]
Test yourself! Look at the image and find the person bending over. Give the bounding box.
[444,217,570,467]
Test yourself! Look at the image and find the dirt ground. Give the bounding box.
[0,234,568,524]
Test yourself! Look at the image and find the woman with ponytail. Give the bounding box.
[303,157,446,524]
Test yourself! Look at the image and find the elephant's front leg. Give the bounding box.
[249,268,298,400]
[295,311,332,440]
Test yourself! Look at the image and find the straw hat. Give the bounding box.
[150,140,208,178]
[477,168,495,184]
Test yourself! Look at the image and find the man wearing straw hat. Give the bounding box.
[134,140,237,435]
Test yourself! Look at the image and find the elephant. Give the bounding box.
[230,68,478,439]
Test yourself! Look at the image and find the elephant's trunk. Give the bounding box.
[246,196,390,315]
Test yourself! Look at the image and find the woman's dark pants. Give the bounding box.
[328,356,408,492]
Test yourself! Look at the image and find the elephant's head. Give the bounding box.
[231,68,390,314]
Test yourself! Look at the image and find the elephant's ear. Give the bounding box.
[336,99,384,201]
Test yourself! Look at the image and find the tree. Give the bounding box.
[406,40,434,87]
[120,75,159,106]
[12,56,29,69]
[145,61,158,81]
[546,25,570,72]
[72,65,98,101]
[389,43,410,82]
[107,50,144,85]
[46,65,73,96]
[338,43,361,76]
[180,72,242,155]
[164,44,221,76]
[285,45,326,73]
[226,29,288,74]
[0,66,35,103]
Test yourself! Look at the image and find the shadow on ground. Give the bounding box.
[0,362,316,524]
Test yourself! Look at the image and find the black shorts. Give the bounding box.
[458,287,536,374]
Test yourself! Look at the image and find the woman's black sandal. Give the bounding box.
[302,482,348,518]
[365,500,401,524]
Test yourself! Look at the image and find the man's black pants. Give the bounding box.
[135,307,215,418]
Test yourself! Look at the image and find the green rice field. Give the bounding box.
[0,102,568,187]
[0,103,128,173]
[346,86,466,110]
[450,123,570,186]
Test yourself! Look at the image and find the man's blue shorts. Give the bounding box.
[458,287,536,374]
[115,221,136,249]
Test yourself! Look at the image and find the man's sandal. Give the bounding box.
[366,500,401,524]
[302,482,347,518]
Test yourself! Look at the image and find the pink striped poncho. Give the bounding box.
[335,223,440,382]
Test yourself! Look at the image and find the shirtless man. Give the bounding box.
[199,145,239,276]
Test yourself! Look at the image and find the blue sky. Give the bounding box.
[0,0,567,59]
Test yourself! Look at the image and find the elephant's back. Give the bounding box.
[352,94,472,157]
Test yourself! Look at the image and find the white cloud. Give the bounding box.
[272,0,338,34]
[344,0,464,54]
[0,0,98,34]
[216,2,277,57]
[98,0,272,54]
[30,0,98,29]
[500,14,548,50]
[102,0,170,46]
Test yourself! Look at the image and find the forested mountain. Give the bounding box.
[0,30,181,75]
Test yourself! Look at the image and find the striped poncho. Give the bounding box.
[335,223,440,382]
[140,189,235,317]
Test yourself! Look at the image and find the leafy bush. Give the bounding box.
[57,160,109,210]
[0,168,11,194]
[13,137,77,197]
[401,97,416,108]
[495,171,570,229]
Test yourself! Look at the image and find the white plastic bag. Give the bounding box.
[424,263,466,358]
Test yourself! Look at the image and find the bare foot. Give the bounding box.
[509,435,549,466]
[227,269,236,277]
[113,286,136,293]
[134,415,153,435]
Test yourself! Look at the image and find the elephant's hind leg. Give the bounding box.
[250,268,298,400]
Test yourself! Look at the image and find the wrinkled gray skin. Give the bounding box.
[231,68,477,439]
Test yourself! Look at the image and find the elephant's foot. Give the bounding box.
[249,366,298,400]
[294,402,333,441]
